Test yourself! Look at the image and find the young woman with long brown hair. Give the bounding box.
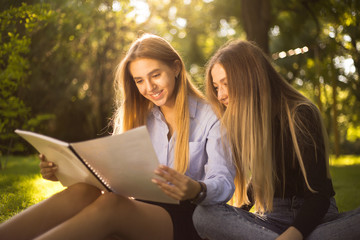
[193,40,360,240]
[0,34,235,240]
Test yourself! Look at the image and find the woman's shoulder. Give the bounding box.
[294,102,317,114]
[188,95,223,140]
[292,102,324,139]
[294,103,321,124]
[189,95,218,121]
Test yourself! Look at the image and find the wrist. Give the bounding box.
[190,181,207,205]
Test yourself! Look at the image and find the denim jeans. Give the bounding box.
[193,197,360,240]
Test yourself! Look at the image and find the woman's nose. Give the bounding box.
[217,86,227,101]
[145,79,156,91]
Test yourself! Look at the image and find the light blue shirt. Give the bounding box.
[146,96,235,205]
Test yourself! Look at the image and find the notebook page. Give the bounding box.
[15,130,107,191]
[70,126,178,204]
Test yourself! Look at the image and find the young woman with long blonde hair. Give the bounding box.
[193,40,360,240]
[0,34,235,240]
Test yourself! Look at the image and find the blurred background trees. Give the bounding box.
[1,0,359,161]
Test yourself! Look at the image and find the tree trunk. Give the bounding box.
[241,0,271,54]
[330,63,340,157]
[314,45,323,113]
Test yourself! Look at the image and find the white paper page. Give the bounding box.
[71,126,178,204]
[15,130,106,191]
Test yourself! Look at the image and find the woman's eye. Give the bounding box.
[152,73,160,78]
[135,79,143,84]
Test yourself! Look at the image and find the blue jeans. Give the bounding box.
[193,197,360,240]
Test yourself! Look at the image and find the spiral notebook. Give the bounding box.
[15,126,178,204]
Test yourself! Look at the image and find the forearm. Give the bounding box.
[276,226,303,240]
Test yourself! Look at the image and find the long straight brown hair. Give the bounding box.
[112,34,203,174]
[206,40,330,213]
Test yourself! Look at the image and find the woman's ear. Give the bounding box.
[173,60,181,77]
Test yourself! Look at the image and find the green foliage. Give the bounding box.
[347,124,360,142]
[0,3,55,160]
[17,0,138,142]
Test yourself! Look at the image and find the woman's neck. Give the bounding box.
[160,105,176,140]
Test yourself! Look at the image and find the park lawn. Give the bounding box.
[0,155,360,223]
[0,155,65,222]
[329,155,360,212]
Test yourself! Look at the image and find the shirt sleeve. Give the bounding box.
[201,119,236,205]
[290,105,335,237]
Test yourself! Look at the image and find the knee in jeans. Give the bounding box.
[193,205,212,234]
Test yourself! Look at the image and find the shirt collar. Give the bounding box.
[150,106,164,121]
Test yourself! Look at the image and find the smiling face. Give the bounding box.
[129,58,179,110]
[211,63,229,107]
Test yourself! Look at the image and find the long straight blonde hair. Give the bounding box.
[206,40,330,213]
[112,34,203,174]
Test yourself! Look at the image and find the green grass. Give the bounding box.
[0,155,65,222]
[329,155,360,212]
[0,155,359,223]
